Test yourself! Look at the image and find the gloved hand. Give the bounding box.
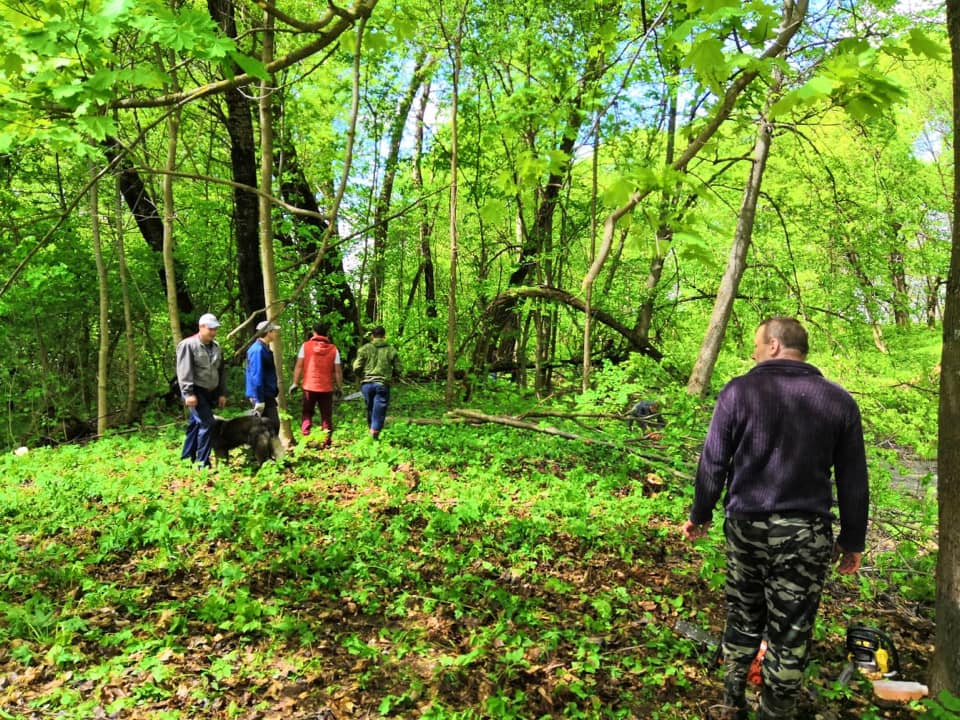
[334,388,344,401]
[288,383,298,394]
[253,402,265,415]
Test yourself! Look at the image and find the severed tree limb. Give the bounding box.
[445,408,689,476]
[451,408,602,441]
[485,285,663,360]
[517,409,628,421]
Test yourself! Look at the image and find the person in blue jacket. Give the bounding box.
[245,320,280,429]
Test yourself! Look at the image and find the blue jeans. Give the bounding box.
[181,387,218,467]
[361,382,390,433]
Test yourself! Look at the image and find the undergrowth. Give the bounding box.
[0,345,947,719]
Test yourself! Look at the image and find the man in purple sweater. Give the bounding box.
[682,317,868,720]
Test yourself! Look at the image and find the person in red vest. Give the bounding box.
[289,323,343,445]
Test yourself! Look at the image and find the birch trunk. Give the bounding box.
[115,179,137,424]
[257,7,292,444]
[686,111,775,397]
[445,30,462,407]
[90,165,109,437]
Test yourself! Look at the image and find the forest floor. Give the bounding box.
[0,393,942,720]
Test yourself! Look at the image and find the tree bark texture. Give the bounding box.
[844,248,888,353]
[366,55,426,323]
[257,10,293,445]
[933,0,960,697]
[90,166,109,437]
[207,0,266,322]
[398,77,438,343]
[103,137,194,316]
[161,98,184,345]
[445,32,462,408]
[114,181,137,424]
[636,75,679,340]
[485,286,662,361]
[487,47,607,369]
[888,245,910,327]
[687,113,774,397]
[276,135,360,343]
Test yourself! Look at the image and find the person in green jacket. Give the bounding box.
[353,326,401,439]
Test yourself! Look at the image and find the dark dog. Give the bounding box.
[210,414,283,468]
[626,400,664,432]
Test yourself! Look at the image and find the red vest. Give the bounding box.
[302,336,338,392]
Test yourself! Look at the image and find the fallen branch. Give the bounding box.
[451,408,606,442]
[516,409,626,421]
[445,408,690,477]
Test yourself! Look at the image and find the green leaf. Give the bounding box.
[683,37,726,76]
[75,114,115,141]
[603,176,634,208]
[4,53,23,76]
[907,28,947,60]
[101,0,131,19]
[675,231,718,269]
[51,81,84,102]
[545,149,570,174]
[796,75,835,100]
[479,199,509,225]
[935,689,960,711]
[364,29,387,52]
[228,51,268,80]
[392,17,416,42]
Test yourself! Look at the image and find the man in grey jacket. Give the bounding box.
[176,313,227,467]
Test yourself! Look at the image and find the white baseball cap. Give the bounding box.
[257,320,281,335]
[198,313,220,328]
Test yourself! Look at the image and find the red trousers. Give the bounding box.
[300,390,334,441]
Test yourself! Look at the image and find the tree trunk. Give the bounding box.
[281,27,365,357]
[492,126,579,368]
[487,42,608,369]
[366,55,427,323]
[636,77,679,340]
[926,275,942,327]
[687,112,775,397]
[207,0,265,322]
[844,248,889,353]
[161,94,184,345]
[90,165,109,437]
[933,0,960,697]
[583,111,600,393]
[275,134,360,343]
[257,8,292,445]
[399,77,438,344]
[888,244,910,327]
[102,138,194,317]
[114,178,137,424]
[445,22,463,407]
[486,286,662,360]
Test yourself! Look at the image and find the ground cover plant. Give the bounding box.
[0,352,946,720]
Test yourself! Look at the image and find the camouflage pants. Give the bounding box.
[722,514,833,720]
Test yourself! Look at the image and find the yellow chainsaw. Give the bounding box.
[837,624,900,685]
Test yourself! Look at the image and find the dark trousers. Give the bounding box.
[361,382,390,433]
[181,387,218,467]
[301,390,334,440]
[722,514,833,719]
